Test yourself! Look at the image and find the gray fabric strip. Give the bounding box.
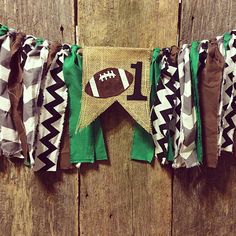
[174,44,199,168]
[0,30,23,158]
[21,37,49,165]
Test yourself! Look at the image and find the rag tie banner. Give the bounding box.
[0,24,236,172]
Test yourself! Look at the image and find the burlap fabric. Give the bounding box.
[78,46,152,133]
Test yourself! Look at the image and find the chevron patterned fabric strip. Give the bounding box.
[33,45,70,171]
[174,44,199,168]
[21,36,49,166]
[0,30,24,159]
[216,34,229,156]
[151,46,181,166]
[169,47,181,164]
[221,31,236,153]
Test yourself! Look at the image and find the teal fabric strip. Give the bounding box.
[63,45,107,163]
[131,48,161,163]
[190,41,203,163]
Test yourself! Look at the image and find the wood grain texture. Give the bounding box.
[179,0,236,45]
[173,1,236,235]
[0,0,75,43]
[78,0,178,48]
[0,1,78,236]
[78,0,178,235]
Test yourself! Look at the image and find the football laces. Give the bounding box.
[99,70,116,82]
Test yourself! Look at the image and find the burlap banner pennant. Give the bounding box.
[78,46,152,132]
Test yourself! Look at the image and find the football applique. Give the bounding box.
[85,68,134,98]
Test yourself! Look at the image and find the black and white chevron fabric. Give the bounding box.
[34,45,70,171]
[216,35,226,155]
[151,47,181,165]
[21,36,49,166]
[198,40,209,71]
[0,30,23,158]
[175,44,199,168]
[221,31,236,153]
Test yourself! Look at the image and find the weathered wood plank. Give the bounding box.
[173,1,236,235]
[0,1,78,236]
[78,0,178,48]
[0,0,75,43]
[78,1,178,235]
[179,0,236,45]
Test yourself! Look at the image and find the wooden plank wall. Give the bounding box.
[0,1,78,236]
[173,1,236,236]
[0,0,236,235]
[78,1,178,235]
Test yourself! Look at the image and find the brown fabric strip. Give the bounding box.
[46,41,61,71]
[38,41,62,106]
[199,39,224,168]
[8,32,28,158]
[233,130,236,160]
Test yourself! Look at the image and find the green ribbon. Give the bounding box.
[131,123,154,163]
[63,45,107,163]
[36,38,44,46]
[223,31,231,51]
[190,41,203,163]
[150,48,161,105]
[131,48,161,163]
[0,24,9,36]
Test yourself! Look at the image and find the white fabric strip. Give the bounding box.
[0,96,11,112]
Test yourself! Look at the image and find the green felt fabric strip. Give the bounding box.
[63,45,107,163]
[0,24,9,36]
[190,41,203,163]
[167,136,174,162]
[93,118,108,161]
[150,48,161,105]
[36,38,43,46]
[131,123,154,163]
[223,31,231,51]
[131,48,161,163]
